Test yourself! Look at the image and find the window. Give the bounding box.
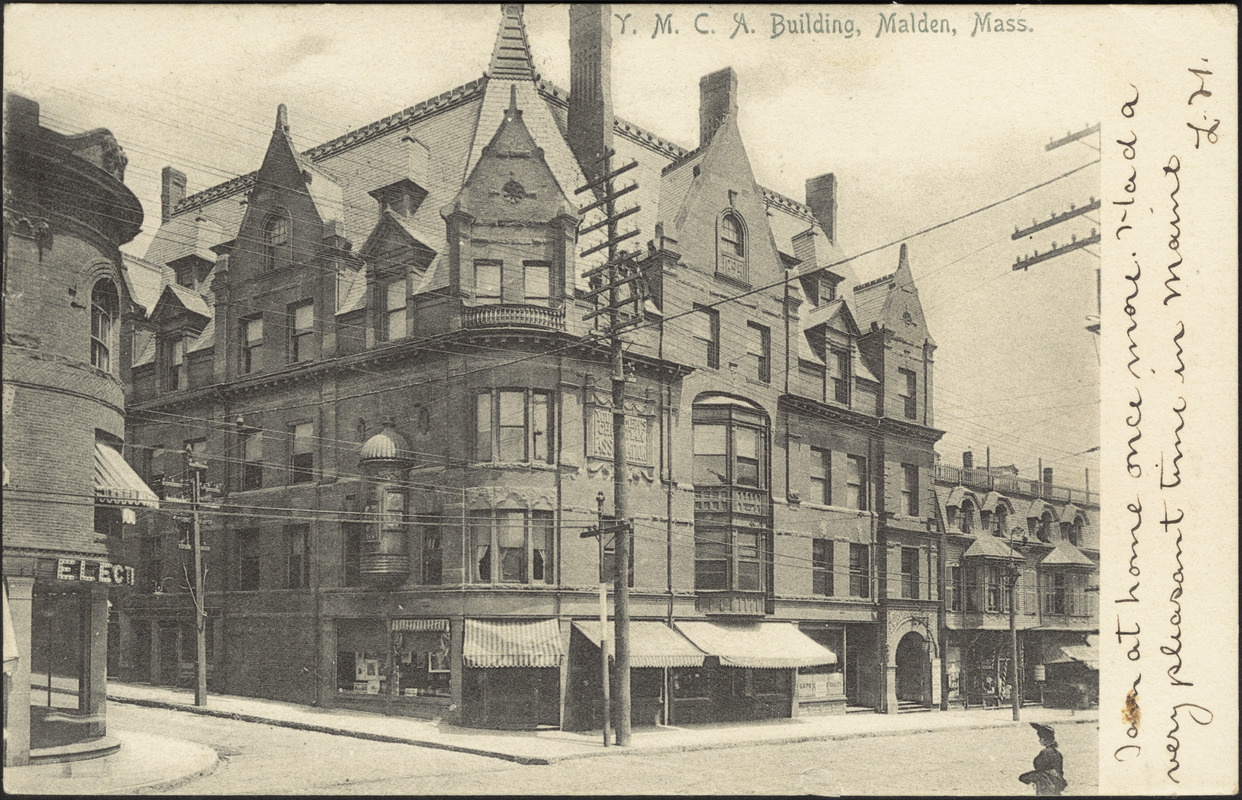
[947,565,962,611]
[241,432,262,491]
[140,535,162,592]
[692,305,720,369]
[90,280,118,372]
[289,301,313,363]
[993,506,1009,538]
[717,212,747,282]
[287,525,309,589]
[693,424,728,486]
[901,547,920,599]
[523,261,550,305]
[900,464,919,516]
[808,447,831,505]
[693,422,767,490]
[1069,518,1083,546]
[846,455,868,510]
[168,336,187,391]
[747,322,770,383]
[235,528,260,591]
[474,260,502,304]
[1037,511,1053,542]
[384,279,407,341]
[468,509,554,585]
[832,350,851,405]
[242,316,263,374]
[342,522,363,587]
[985,565,1004,612]
[960,501,975,534]
[694,527,729,590]
[287,422,315,484]
[813,539,833,596]
[421,525,443,585]
[849,543,869,598]
[601,519,634,587]
[898,368,917,420]
[1044,571,1068,615]
[263,211,291,270]
[474,389,553,463]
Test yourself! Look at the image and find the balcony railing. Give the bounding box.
[693,486,771,517]
[936,463,1097,506]
[462,303,565,331]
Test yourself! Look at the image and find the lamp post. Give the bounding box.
[1007,526,1029,722]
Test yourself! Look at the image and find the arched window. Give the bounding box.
[263,210,291,270]
[716,211,747,283]
[90,279,119,372]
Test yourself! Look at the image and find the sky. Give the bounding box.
[5,3,1101,491]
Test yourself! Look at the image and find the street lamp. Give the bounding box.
[1006,526,1029,722]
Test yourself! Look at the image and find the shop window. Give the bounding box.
[234,528,260,591]
[286,524,309,589]
[812,539,833,596]
[901,547,920,599]
[474,388,553,463]
[263,210,292,271]
[947,565,962,611]
[242,315,263,374]
[469,509,554,585]
[474,259,502,303]
[747,322,770,383]
[900,463,918,516]
[421,525,443,585]
[289,422,315,484]
[384,278,407,341]
[289,301,313,363]
[849,543,869,598]
[523,261,550,305]
[342,521,363,587]
[808,447,831,505]
[241,432,263,491]
[717,211,747,283]
[692,305,720,368]
[395,628,452,698]
[898,368,917,420]
[832,350,851,405]
[846,455,868,511]
[90,279,118,372]
[335,619,389,696]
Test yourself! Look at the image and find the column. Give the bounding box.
[449,616,465,724]
[5,576,35,766]
[84,585,109,738]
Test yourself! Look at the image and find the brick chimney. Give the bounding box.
[805,173,838,243]
[161,166,187,223]
[1043,467,1053,485]
[568,3,613,185]
[699,67,737,147]
[962,450,974,470]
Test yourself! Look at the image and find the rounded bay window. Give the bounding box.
[359,423,414,587]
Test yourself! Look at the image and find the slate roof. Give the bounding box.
[962,534,1020,560]
[1040,540,1095,569]
[120,252,168,315]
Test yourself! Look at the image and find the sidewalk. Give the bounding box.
[105,681,1098,766]
[4,729,217,796]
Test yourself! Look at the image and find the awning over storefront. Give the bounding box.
[391,618,449,632]
[674,620,837,668]
[463,619,564,668]
[1045,635,1099,669]
[573,620,706,668]
[94,442,160,509]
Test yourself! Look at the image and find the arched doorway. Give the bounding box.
[895,631,931,704]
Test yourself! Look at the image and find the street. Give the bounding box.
[107,704,1098,795]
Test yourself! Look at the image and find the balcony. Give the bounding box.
[936,463,1097,506]
[462,303,565,331]
[694,486,770,518]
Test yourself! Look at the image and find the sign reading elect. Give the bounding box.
[56,558,136,586]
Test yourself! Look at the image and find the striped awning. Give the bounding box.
[1045,635,1098,670]
[675,620,837,669]
[391,618,449,632]
[94,443,159,509]
[573,620,706,668]
[463,619,564,668]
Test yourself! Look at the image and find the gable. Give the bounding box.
[884,244,934,346]
[359,211,437,273]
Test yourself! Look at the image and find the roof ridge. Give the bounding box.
[854,272,896,292]
[487,4,535,81]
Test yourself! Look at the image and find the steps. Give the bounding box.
[897,700,933,714]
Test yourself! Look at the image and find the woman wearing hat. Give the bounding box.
[1019,723,1068,795]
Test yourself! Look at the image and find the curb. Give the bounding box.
[132,750,220,795]
[110,692,1096,767]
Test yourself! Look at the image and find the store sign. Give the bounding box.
[56,558,135,586]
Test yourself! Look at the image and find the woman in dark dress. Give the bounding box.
[1019,723,1068,795]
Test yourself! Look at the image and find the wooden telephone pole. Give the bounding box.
[577,149,644,746]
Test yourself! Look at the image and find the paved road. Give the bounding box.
[109,704,1098,795]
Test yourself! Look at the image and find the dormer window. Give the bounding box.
[716,211,747,283]
[90,279,118,372]
[263,210,292,270]
[168,336,187,391]
[384,278,407,341]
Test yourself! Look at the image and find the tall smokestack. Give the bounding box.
[161,166,187,223]
[568,4,613,186]
[699,67,737,147]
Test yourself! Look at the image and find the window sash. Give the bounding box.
[385,280,407,340]
[812,539,833,596]
[901,548,920,599]
[808,447,830,504]
[421,525,443,585]
[241,434,263,491]
[287,526,309,589]
[235,530,260,590]
[475,389,553,464]
[693,306,720,368]
[523,261,550,304]
[848,544,869,598]
[290,422,314,484]
[846,455,867,510]
[469,510,553,586]
[243,317,263,373]
[748,323,770,383]
[475,260,502,303]
[902,464,919,515]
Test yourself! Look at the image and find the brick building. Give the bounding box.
[115,4,949,728]
[934,454,1099,710]
[2,94,158,765]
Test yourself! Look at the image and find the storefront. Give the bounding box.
[796,626,847,715]
[1034,632,1097,709]
[333,618,453,718]
[460,618,563,729]
[954,629,1019,709]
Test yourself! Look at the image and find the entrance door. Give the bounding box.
[895,632,929,704]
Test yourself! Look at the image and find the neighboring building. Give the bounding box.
[2,94,158,765]
[934,452,1099,710]
[115,4,946,729]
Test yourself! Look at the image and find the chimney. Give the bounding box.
[805,173,838,243]
[1043,467,1053,485]
[568,4,614,185]
[962,450,974,470]
[699,67,737,147]
[161,166,187,223]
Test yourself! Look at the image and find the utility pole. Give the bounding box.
[1007,526,1029,722]
[577,148,643,746]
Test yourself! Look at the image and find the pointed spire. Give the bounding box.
[488,4,536,81]
[275,103,290,135]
